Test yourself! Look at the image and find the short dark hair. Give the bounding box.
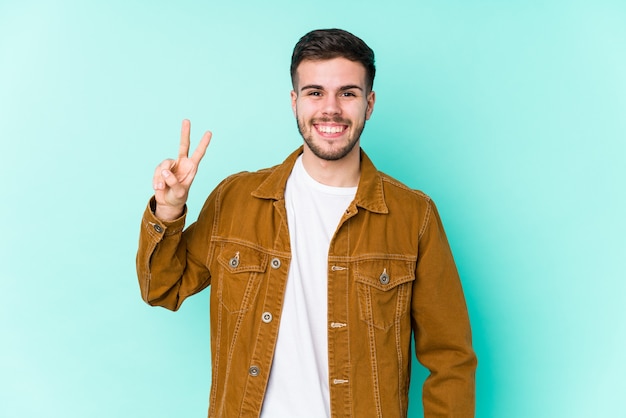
[290,28,376,91]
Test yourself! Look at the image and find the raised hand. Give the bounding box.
[152,119,212,220]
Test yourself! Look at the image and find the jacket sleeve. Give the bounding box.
[135,195,215,311]
[411,199,477,417]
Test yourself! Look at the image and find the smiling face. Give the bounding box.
[291,57,375,162]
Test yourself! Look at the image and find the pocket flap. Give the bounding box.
[217,244,268,273]
[355,259,415,291]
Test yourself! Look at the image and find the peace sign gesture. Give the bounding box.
[152,119,212,220]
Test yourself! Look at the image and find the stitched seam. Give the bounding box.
[211,180,224,241]
[346,220,354,418]
[141,238,158,302]
[379,175,431,200]
[247,259,276,412]
[210,274,223,416]
[218,305,246,415]
[329,253,417,263]
[366,286,383,418]
[395,284,407,416]
[418,200,432,240]
[211,236,291,259]
[141,218,167,302]
[237,270,265,414]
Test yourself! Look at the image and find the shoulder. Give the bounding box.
[216,164,274,186]
[378,170,432,206]
[210,163,282,200]
[375,171,447,239]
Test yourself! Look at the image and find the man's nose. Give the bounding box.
[322,95,341,115]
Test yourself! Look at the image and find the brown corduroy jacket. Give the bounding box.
[136,147,476,417]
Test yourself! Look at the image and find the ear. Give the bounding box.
[365,90,376,120]
[290,90,298,117]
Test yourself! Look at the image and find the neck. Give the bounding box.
[301,144,361,187]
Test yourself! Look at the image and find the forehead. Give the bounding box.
[294,57,367,89]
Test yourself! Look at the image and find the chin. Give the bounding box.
[305,137,359,162]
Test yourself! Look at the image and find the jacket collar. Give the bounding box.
[252,146,388,214]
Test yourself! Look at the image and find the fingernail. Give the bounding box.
[162,170,170,178]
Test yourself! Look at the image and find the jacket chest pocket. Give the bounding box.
[217,244,268,314]
[355,259,415,330]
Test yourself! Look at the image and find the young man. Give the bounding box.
[137,29,476,418]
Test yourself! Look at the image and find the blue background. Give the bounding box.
[1,0,624,417]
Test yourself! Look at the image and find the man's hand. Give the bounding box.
[152,119,212,221]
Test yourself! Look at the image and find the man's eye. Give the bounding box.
[341,92,356,97]
[308,91,322,96]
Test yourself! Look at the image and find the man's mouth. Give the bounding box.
[314,124,348,135]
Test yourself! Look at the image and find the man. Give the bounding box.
[137,29,476,417]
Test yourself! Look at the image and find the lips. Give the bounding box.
[315,124,347,134]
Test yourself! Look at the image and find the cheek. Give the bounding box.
[295,101,316,119]
[363,104,373,120]
[353,105,370,122]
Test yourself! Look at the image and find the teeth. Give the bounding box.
[318,125,344,134]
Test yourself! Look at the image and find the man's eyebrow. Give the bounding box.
[300,84,324,92]
[339,85,364,91]
[299,84,364,92]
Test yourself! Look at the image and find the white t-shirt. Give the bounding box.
[260,155,357,418]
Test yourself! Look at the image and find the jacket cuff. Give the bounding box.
[142,196,187,239]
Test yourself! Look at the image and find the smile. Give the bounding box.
[315,124,347,134]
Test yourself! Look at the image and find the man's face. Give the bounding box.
[291,57,375,161]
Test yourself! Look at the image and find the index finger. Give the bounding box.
[178,119,191,159]
[190,130,213,166]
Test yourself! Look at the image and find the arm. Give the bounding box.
[412,199,477,417]
[136,120,213,311]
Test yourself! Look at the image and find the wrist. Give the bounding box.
[153,200,185,221]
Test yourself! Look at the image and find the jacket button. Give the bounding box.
[379,271,390,285]
[229,257,239,268]
[249,366,260,377]
[262,312,273,323]
[270,258,281,269]
[153,224,163,233]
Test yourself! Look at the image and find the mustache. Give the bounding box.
[312,117,350,125]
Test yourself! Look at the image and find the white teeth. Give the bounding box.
[318,125,344,134]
